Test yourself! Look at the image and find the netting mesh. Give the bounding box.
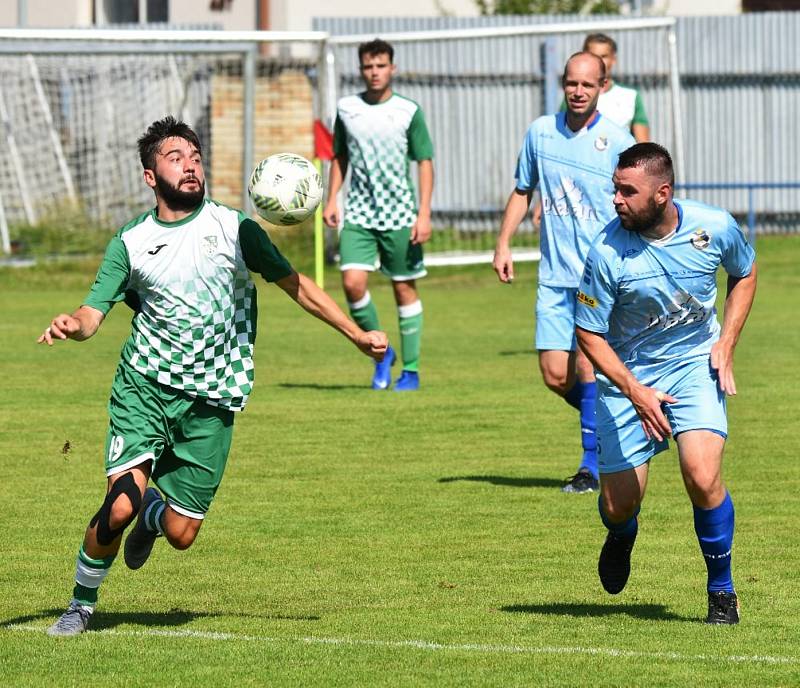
[0,48,318,236]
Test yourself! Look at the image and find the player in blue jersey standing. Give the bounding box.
[575,143,757,624]
[38,117,388,636]
[493,52,635,494]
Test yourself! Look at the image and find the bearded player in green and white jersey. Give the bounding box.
[323,39,434,392]
[38,117,388,637]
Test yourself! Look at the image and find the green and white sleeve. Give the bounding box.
[407,108,434,161]
[83,236,131,315]
[238,217,295,282]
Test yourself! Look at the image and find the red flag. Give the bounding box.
[313,119,333,161]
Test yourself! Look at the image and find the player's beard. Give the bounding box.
[154,173,206,212]
[618,197,665,234]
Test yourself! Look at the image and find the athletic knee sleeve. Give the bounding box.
[89,473,142,546]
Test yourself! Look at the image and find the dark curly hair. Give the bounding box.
[358,38,394,64]
[137,116,201,170]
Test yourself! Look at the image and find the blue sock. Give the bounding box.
[565,381,598,478]
[577,382,598,479]
[599,496,639,541]
[693,492,735,593]
[563,382,582,410]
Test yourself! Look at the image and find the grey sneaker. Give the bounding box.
[124,487,163,570]
[47,600,93,637]
[562,469,599,494]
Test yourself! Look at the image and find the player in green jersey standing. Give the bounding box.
[39,116,388,637]
[323,39,434,391]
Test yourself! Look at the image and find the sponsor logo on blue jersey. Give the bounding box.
[543,177,599,221]
[577,291,598,308]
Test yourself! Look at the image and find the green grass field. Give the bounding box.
[1,236,799,686]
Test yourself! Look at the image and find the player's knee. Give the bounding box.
[170,533,196,550]
[541,370,570,395]
[342,275,366,301]
[602,494,640,523]
[89,473,143,546]
[163,516,202,551]
[685,475,724,509]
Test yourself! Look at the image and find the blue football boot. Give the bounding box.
[393,370,419,392]
[371,345,396,390]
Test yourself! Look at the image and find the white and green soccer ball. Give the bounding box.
[248,153,323,226]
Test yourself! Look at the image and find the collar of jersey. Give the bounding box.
[557,111,602,138]
[359,92,395,106]
[150,199,206,228]
[640,201,684,246]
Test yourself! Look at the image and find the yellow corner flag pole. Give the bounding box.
[313,157,324,289]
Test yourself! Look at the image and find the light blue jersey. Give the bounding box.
[575,199,756,372]
[515,112,634,287]
[576,199,755,474]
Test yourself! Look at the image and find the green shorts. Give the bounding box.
[104,364,235,519]
[339,223,427,281]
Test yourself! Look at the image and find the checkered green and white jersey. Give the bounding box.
[84,199,293,411]
[334,93,433,230]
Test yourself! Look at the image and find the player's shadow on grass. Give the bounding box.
[278,382,366,391]
[502,602,690,622]
[498,349,536,356]
[439,475,564,489]
[3,608,320,631]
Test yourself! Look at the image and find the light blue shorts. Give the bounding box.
[535,284,577,351]
[597,355,728,475]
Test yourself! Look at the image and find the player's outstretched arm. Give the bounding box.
[276,271,388,361]
[322,154,348,228]
[493,188,532,283]
[711,262,758,396]
[577,326,677,442]
[37,305,105,346]
[411,159,434,245]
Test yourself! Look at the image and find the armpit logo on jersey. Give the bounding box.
[690,228,711,250]
[577,291,598,308]
[543,177,599,221]
[202,235,218,257]
[594,136,609,151]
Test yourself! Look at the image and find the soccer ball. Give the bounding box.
[248,153,323,226]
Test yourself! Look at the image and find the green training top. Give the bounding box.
[334,92,433,231]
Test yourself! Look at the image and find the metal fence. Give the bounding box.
[316,13,800,231]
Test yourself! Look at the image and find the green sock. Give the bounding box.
[398,301,423,372]
[348,291,381,332]
[144,498,166,535]
[72,545,116,607]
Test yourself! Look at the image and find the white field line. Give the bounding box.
[4,623,799,666]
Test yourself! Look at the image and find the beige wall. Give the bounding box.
[651,0,740,13]
[0,0,92,28]
[170,0,257,30]
[272,0,479,32]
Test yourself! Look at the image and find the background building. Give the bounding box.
[1,0,758,30]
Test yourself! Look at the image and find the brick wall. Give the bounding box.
[210,62,314,208]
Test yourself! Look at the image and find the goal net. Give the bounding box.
[0,29,327,265]
[324,17,683,266]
